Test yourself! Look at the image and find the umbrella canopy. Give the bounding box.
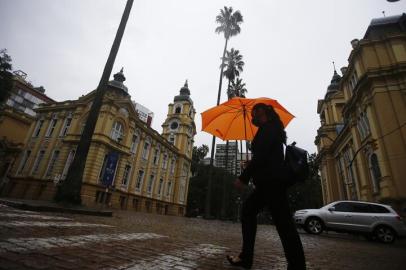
[201,97,294,141]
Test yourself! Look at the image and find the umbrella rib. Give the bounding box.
[223,110,244,139]
[202,104,246,129]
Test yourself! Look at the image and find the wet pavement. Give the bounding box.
[0,203,405,269]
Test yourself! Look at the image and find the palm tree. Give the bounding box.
[220,48,244,218]
[228,77,248,177]
[222,48,245,99]
[206,6,243,219]
[230,77,247,97]
[215,6,243,99]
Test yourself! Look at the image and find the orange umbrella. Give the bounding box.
[201,97,294,141]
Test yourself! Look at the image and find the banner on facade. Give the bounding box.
[101,152,119,187]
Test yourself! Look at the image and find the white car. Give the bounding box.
[294,200,406,243]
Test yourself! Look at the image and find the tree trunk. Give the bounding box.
[220,76,234,219]
[205,37,229,219]
[54,0,134,204]
[221,140,229,219]
[240,140,243,172]
[235,140,238,175]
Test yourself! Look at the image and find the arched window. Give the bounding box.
[45,113,58,137]
[369,153,382,193]
[170,158,176,174]
[130,131,140,154]
[162,153,168,169]
[111,121,124,142]
[135,169,145,191]
[61,149,76,179]
[174,105,182,114]
[169,134,176,145]
[45,149,60,178]
[158,178,164,196]
[60,112,72,137]
[166,181,172,197]
[142,137,151,159]
[153,145,160,165]
[80,119,87,135]
[33,118,45,137]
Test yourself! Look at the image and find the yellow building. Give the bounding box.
[3,69,196,216]
[315,14,406,214]
[0,71,54,190]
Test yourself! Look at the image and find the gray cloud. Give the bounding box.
[1,0,404,153]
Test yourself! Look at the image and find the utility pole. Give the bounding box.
[55,0,134,204]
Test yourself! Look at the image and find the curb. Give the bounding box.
[0,199,113,217]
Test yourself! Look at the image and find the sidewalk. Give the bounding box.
[0,197,113,217]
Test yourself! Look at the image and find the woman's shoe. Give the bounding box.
[226,255,252,269]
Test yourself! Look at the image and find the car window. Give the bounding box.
[333,202,353,212]
[369,205,390,213]
[351,203,371,213]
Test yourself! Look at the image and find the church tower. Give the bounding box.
[162,80,196,158]
[162,81,196,212]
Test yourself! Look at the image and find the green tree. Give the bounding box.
[187,163,238,219]
[0,49,13,104]
[206,6,243,218]
[287,153,323,211]
[191,144,209,175]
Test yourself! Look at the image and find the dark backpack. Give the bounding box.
[284,142,309,185]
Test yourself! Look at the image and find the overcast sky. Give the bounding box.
[1,0,405,154]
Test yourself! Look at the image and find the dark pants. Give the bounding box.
[240,183,306,270]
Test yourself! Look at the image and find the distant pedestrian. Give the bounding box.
[226,103,306,269]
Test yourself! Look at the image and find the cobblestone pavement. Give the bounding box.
[0,203,405,270]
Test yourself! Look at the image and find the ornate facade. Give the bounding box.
[315,14,406,214]
[3,70,196,216]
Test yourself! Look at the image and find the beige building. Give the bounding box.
[0,71,54,186]
[315,14,406,214]
[2,69,196,216]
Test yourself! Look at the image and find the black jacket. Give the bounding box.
[239,121,285,187]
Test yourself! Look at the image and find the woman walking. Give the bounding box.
[227,103,306,269]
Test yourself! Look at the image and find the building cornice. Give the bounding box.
[346,34,406,75]
[0,106,35,124]
[342,63,406,119]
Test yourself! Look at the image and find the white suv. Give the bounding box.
[294,201,406,243]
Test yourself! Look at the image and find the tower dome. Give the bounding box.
[108,68,129,94]
[325,69,341,98]
[174,80,192,103]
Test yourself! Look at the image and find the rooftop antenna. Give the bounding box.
[332,61,337,72]
[382,11,386,17]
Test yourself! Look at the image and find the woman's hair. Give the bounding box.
[253,103,287,144]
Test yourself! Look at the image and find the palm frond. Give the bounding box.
[215,6,243,39]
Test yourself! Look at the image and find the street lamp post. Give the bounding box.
[346,139,377,199]
[55,0,134,204]
[349,139,377,169]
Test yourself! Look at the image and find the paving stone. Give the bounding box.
[1,203,406,269]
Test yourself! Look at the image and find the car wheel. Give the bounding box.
[374,226,396,244]
[305,217,324,235]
